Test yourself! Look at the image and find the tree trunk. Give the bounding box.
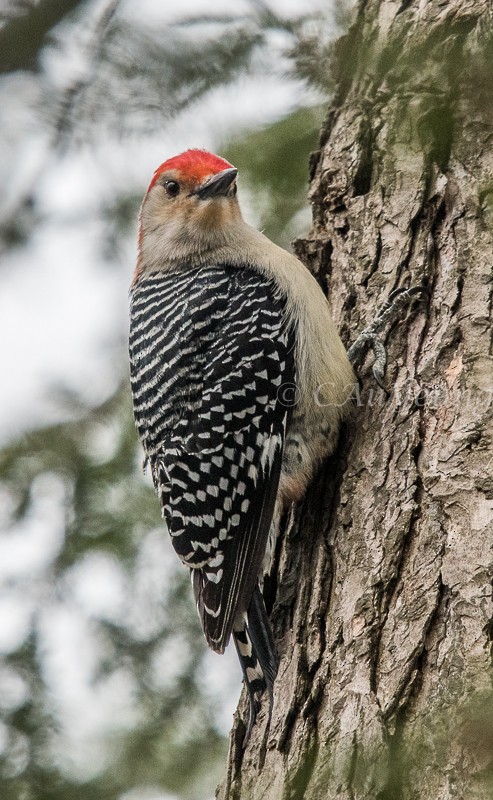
[218,1,493,798]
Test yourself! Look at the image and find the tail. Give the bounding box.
[233,584,279,745]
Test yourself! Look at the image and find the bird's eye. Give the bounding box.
[164,180,180,198]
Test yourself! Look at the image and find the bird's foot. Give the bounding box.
[347,286,427,392]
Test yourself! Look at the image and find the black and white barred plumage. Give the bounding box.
[130,263,295,715]
[131,149,354,742]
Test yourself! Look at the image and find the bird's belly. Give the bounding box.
[279,403,339,506]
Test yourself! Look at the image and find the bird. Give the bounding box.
[128,148,354,739]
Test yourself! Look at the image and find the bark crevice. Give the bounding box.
[218,1,493,796]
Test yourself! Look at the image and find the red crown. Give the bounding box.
[148,149,233,191]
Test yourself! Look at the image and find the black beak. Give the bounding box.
[195,168,238,200]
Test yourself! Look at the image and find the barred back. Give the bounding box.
[129,264,295,652]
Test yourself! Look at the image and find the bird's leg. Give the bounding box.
[347,286,427,391]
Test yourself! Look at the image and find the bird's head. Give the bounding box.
[136,149,243,275]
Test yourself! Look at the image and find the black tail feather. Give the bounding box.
[233,583,278,745]
[247,584,278,698]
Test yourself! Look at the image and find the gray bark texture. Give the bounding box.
[218,1,493,798]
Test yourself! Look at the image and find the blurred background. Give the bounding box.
[0,1,350,797]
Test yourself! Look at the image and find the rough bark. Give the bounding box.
[218,1,493,798]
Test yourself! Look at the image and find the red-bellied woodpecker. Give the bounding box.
[129,149,354,738]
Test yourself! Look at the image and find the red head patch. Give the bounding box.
[148,149,234,192]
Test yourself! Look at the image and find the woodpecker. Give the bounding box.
[129,149,354,738]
